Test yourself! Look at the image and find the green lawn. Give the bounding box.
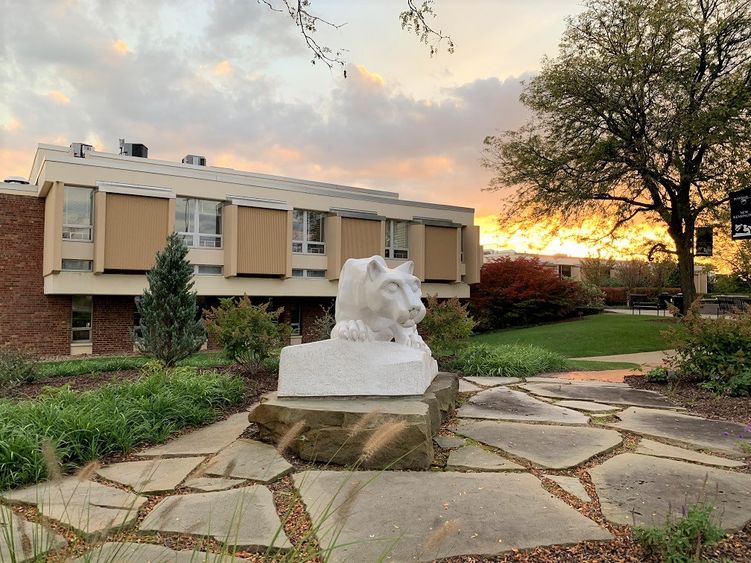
[472,313,674,358]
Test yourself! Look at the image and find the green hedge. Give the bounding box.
[0,366,244,491]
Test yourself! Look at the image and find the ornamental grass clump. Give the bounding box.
[0,364,244,490]
[454,344,568,377]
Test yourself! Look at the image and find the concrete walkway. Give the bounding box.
[573,349,673,369]
[3,375,750,562]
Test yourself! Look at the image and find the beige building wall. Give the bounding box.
[424,226,460,282]
[104,194,170,271]
[340,218,383,263]
[31,144,482,296]
[42,181,63,275]
[236,206,289,276]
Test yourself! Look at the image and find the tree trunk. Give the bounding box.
[673,234,696,315]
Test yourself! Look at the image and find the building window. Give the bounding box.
[559,265,573,278]
[63,186,93,241]
[194,264,223,275]
[176,197,223,248]
[292,210,326,254]
[62,259,93,272]
[71,295,92,342]
[291,268,327,278]
[385,220,409,259]
[288,302,301,336]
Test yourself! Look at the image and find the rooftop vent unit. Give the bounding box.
[4,176,30,184]
[119,139,148,158]
[182,154,207,166]
[70,142,94,158]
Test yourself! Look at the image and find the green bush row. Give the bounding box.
[452,344,568,378]
[0,365,245,491]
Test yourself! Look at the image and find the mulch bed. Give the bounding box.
[626,375,751,425]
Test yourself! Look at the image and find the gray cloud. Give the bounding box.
[0,0,532,214]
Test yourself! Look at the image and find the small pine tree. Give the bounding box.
[134,233,206,366]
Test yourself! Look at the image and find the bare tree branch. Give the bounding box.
[399,0,455,56]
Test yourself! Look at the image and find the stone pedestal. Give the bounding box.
[249,373,458,470]
[277,339,438,398]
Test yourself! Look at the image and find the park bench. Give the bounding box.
[629,293,669,316]
[717,295,750,316]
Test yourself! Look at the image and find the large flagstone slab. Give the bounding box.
[139,412,251,457]
[554,400,620,413]
[520,381,677,409]
[140,486,290,550]
[590,453,751,531]
[204,439,293,483]
[2,477,146,536]
[184,476,246,492]
[544,475,591,503]
[609,407,751,456]
[462,376,522,387]
[455,420,622,469]
[457,387,589,424]
[294,470,611,562]
[1,505,67,562]
[96,456,204,493]
[458,379,483,392]
[72,542,246,562]
[446,446,524,472]
[635,438,746,468]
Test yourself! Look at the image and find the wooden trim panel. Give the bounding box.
[236,206,288,276]
[424,226,460,281]
[104,194,170,271]
[340,217,382,263]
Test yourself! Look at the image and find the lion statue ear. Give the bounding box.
[366,256,389,281]
[395,261,415,275]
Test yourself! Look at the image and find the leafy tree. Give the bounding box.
[580,255,616,286]
[205,296,291,375]
[483,0,751,313]
[261,0,453,74]
[615,259,652,295]
[134,233,206,367]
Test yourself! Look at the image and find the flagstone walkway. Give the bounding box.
[1,377,750,562]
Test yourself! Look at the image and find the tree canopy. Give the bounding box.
[483,0,751,310]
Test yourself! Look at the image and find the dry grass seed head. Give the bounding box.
[75,460,100,482]
[40,439,61,481]
[348,409,384,437]
[359,421,408,463]
[335,480,363,523]
[277,420,306,455]
[223,459,238,478]
[423,518,460,553]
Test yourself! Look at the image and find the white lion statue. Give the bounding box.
[331,255,430,353]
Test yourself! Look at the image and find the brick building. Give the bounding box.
[0,143,482,356]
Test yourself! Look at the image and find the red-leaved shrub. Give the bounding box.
[470,257,595,330]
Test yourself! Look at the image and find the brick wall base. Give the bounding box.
[92,296,136,355]
[0,193,70,356]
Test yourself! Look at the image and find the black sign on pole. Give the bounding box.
[695,227,713,256]
[730,187,751,240]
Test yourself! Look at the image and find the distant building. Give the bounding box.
[483,249,708,293]
[0,143,483,356]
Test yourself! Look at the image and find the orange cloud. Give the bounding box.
[112,39,130,55]
[47,90,70,105]
[476,214,672,260]
[353,64,385,87]
[0,148,34,179]
[212,60,233,76]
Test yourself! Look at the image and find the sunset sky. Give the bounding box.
[0,0,668,257]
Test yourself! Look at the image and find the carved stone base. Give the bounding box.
[277,339,438,398]
[248,373,458,470]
